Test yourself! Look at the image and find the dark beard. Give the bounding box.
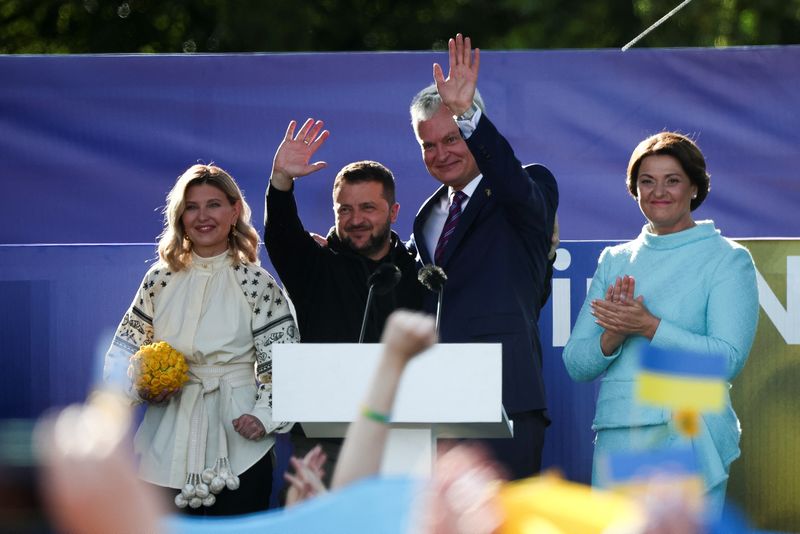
[341,220,392,259]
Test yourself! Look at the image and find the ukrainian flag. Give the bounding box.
[636,346,727,412]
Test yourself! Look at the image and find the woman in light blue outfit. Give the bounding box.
[562,132,759,513]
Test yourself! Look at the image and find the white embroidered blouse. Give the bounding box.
[104,251,298,490]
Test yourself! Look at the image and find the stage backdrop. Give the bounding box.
[1,47,799,244]
[2,47,799,532]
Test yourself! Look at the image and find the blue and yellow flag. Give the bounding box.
[636,346,727,412]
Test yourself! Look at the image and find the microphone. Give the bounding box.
[368,263,402,296]
[418,265,447,334]
[358,263,401,343]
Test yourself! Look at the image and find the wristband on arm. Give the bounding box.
[361,405,391,425]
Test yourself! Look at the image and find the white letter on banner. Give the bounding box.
[552,248,571,347]
[756,256,799,344]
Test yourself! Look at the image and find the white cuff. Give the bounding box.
[455,105,482,139]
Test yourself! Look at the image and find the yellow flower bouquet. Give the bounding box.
[128,341,189,397]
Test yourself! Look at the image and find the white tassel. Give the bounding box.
[201,468,215,484]
[210,476,226,494]
[226,474,240,491]
[195,483,210,499]
[181,483,195,498]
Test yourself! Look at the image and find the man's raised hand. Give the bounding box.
[433,33,480,117]
[270,118,330,191]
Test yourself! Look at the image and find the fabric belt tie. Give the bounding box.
[173,363,253,509]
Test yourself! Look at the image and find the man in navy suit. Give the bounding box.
[409,34,559,479]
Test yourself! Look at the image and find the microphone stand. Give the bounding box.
[358,263,401,343]
[358,285,376,344]
[417,264,447,336]
[435,288,444,336]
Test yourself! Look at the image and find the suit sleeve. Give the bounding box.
[465,114,557,241]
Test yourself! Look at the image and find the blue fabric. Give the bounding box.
[163,476,418,534]
[563,221,759,495]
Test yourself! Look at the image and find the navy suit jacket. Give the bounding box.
[410,114,558,415]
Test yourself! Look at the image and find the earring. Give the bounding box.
[230,224,238,238]
[183,234,191,243]
[692,194,697,199]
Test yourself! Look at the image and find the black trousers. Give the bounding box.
[483,410,548,480]
[151,452,273,517]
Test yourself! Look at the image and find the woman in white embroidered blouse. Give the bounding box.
[104,164,298,516]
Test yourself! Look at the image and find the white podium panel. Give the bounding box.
[273,343,511,477]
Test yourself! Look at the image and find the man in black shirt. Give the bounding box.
[264,119,426,499]
[264,118,424,342]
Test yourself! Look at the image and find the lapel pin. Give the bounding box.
[485,188,492,197]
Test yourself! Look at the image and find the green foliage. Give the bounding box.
[0,0,798,53]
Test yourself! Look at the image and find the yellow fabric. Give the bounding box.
[497,474,645,534]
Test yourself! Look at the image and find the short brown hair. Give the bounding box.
[626,132,710,211]
[332,160,396,206]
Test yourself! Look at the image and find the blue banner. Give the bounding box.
[2,47,799,245]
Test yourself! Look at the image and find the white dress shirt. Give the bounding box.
[421,105,485,261]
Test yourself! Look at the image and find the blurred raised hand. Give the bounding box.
[284,444,329,507]
[37,390,165,534]
[416,444,505,534]
[380,310,437,366]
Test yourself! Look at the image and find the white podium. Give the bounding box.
[272,343,511,478]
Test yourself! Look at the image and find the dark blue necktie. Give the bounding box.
[434,191,467,265]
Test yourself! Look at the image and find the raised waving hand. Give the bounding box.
[270,118,330,191]
[433,33,480,117]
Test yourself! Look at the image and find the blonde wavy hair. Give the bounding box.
[157,164,260,272]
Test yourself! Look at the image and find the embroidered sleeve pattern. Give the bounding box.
[104,266,171,400]
[234,263,299,434]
